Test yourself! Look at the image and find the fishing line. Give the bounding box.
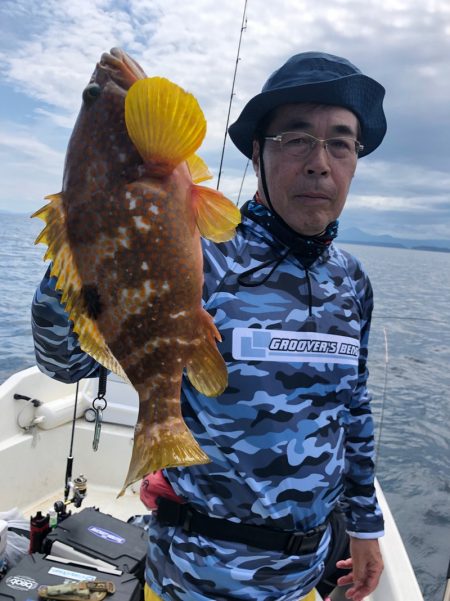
[217,0,248,191]
[373,315,450,326]
[375,327,389,473]
[237,159,250,206]
[372,314,449,471]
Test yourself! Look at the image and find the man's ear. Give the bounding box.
[252,140,260,175]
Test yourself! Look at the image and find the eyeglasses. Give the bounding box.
[264,131,364,159]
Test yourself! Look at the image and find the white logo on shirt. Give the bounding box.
[232,328,359,365]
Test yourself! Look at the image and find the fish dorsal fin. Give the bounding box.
[32,195,129,382]
[125,77,206,176]
[192,184,241,242]
[187,154,213,183]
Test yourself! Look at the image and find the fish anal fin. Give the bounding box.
[125,77,206,175]
[32,194,129,383]
[187,154,213,183]
[192,184,241,242]
[186,309,228,397]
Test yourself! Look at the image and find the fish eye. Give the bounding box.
[82,83,102,103]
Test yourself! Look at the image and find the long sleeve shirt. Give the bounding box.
[31,201,383,601]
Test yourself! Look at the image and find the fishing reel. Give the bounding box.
[70,474,88,508]
[54,474,88,517]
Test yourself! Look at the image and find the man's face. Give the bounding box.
[252,103,359,236]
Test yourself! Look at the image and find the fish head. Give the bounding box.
[62,48,146,195]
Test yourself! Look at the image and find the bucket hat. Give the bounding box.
[228,52,386,158]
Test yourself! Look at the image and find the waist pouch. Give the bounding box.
[155,497,327,555]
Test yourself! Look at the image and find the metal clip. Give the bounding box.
[93,407,103,451]
[92,396,107,451]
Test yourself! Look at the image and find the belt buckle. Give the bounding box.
[285,526,322,555]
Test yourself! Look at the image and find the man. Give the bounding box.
[32,52,386,601]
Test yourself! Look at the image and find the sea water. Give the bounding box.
[0,212,449,600]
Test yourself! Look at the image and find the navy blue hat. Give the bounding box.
[228,52,386,158]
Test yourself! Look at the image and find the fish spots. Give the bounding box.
[149,205,159,215]
[162,281,170,292]
[133,215,151,232]
[120,279,156,313]
[142,336,190,351]
[94,235,116,259]
[170,310,187,319]
[118,226,131,249]
[81,284,103,319]
[141,261,149,270]
[143,279,155,298]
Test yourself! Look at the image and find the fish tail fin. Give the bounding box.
[186,308,228,396]
[118,410,210,497]
[191,184,241,242]
[125,77,206,176]
[32,194,128,382]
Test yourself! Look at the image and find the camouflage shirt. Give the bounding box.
[31,200,383,601]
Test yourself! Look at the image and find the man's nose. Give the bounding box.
[303,143,330,176]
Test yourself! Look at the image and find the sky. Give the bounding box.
[0,0,449,240]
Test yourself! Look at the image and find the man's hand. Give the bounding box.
[336,537,383,601]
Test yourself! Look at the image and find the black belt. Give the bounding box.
[155,497,327,555]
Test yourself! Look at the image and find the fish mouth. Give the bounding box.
[99,47,147,90]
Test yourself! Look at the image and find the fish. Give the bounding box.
[33,48,241,494]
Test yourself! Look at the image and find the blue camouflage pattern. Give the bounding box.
[31,200,383,601]
[32,266,101,382]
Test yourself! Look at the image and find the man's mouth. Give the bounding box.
[296,192,330,200]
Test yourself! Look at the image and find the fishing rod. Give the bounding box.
[216,0,248,191]
[62,380,87,509]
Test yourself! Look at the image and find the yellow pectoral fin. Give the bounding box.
[32,194,128,383]
[192,184,241,242]
[125,77,206,175]
[187,154,213,183]
[186,309,228,397]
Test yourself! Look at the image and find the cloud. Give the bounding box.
[354,160,450,201]
[0,125,63,165]
[0,121,65,210]
[0,0,449,240]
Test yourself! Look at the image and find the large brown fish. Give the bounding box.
[33,48,241,494]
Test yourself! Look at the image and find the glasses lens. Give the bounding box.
[272,132,359,159]
[326,138,355,159]
[280,133,313,157]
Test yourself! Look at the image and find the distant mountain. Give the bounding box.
[339,227,450,252]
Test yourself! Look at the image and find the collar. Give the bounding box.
[241,196,338,268]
